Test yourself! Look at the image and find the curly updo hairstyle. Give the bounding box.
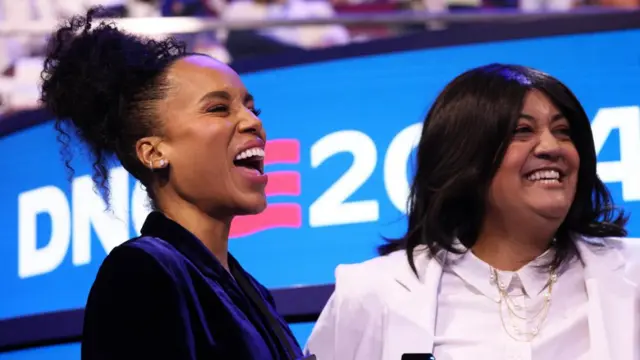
[40,7,188,204]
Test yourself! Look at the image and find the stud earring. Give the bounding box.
[159,159,166,167]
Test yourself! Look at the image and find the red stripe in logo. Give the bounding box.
[230,139,302,238]
[265,171,301,196]
[230,203,302,238]
[264,139,300,165]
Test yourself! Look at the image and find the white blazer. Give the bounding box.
[304,237,640,360]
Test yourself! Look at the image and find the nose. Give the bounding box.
[534,129,561,161]
[237,108,265,138]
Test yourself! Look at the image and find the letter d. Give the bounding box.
[18,186,71,279]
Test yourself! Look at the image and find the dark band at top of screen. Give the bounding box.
[1,9,639,139]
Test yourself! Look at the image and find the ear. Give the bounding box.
[136,136,168,170]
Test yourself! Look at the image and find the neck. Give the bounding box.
[471,214,557,271]
[157,194,231,271]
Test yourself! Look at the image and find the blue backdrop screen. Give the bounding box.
[1,29,639,323]
[0,343,80,360]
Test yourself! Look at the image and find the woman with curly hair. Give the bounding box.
[40,7,303,360]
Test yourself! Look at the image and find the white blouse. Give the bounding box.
[433,250,590,360]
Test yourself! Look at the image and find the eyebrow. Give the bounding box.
[519,113,565,122]
[198,90,254,104]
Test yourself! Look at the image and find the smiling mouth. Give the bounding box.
[233,147,265,175]
[525,169,564,184]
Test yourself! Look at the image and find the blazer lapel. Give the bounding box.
[385,248,443,358]
[579,241,638,360]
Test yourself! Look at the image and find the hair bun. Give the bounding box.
[40,6,186,200]
[40,6,181,153]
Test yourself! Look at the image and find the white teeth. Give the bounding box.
[235,147,265,160]
[527,170,561,182]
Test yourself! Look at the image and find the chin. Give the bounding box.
[532,204,570,220]
[236,195,267,215]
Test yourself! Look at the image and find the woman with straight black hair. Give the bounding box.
[305,64,640,360]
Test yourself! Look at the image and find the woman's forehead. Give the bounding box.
[166,56,247,102]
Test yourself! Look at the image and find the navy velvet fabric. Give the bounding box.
[81,211,303,360]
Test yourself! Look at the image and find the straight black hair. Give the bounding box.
[379,63,628,275]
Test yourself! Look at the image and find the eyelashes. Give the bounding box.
[514,126,532,134]
[206,105,228,114]
[513,126,571,136]
[206,105,262,117]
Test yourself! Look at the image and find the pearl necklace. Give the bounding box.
[489,267,558,342]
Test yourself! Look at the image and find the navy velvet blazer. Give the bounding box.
[82,212,303,360]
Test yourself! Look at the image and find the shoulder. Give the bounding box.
[577,236,640,278]
[116,236,187,266]
[332,247,428,300]
[578,236,640,260]
[95,236,187,286]
[601,237,640,273]
[604,236,640,257]
[335,250,408,282]
[84,238,188,323]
